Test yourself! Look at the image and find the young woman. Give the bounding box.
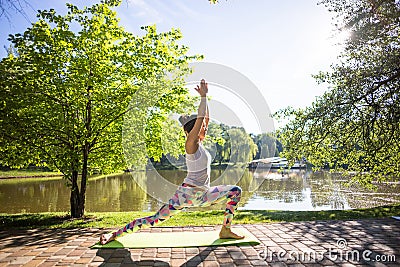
[100,79,244,245]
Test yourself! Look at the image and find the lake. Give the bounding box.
[0,169,399,214]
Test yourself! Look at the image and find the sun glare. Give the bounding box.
[334,29,352,46]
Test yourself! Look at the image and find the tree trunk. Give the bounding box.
[70,170,84,218]
[72,83,92,218]
[79,143,89,218]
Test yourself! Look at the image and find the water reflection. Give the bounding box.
[0,170,399,214]
[246,170,351,210]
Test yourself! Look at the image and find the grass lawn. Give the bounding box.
[0,203,399,230]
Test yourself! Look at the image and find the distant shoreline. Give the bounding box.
[0,170,64,180]
[0,162,246,179]
[0,173,63,179]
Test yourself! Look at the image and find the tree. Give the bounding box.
[202,121,226,165]
[252,133,279,159]
[0,0,199,217]
[203,122,258,165]
[277,0,400,187]
[216,123,232,165]
[227,127,258,164]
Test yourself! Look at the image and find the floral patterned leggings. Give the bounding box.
[112,185,242,238]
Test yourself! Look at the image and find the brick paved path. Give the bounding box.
[0,218,399,266]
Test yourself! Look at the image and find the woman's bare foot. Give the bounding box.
[100,233,115,245]
[219,226,245,239]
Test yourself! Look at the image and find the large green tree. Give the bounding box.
[0,0,198,217]
[277,0,400,187]
[252,133,280,159]
[227,127,258,164]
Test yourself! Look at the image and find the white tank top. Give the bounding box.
[183,143,211,188]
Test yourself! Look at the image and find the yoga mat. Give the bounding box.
[92,228,260,248]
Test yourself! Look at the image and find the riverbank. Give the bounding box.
[0,169,63,179]
[1,203,399,230]
[0,170,127,179]
[0,165,234,178]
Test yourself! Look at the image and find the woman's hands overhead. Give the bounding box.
[195,79,208,97]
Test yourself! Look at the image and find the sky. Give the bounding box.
[0,0,346,133]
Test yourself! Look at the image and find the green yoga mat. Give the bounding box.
[92,228,260,248]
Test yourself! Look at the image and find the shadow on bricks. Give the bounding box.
[183,246,215,266]
[0,228,88,248]
[96,248,170,266]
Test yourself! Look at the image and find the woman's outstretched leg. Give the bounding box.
[100,189,184,244]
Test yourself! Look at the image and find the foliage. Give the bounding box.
[252,133,280,159]
[276,0,400,187]
[0,0,199,217]
[204,123,258,165]
[203,122,227,165]
[154,121,267,167]
[227,127,258,164]
[153,121,274,168]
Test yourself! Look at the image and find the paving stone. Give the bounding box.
[269,262,288,267]
[229,251,247,260]
[241,249,259,257]
[37,262,57,267]
[0,253,12,261]
[9,256,36,265]
[87,263,103,267]
[234,259,251,266]
[249,259,268,266]
[9,250,29,257]
[185,248,200,255]
[184,261,203,267]
[67,249,86,257]
[157,248,171,253]
[107,257,125,263]
[92,256,105,262]
[217,257,233,264]
[171,253,186,259]
[60,256,80,263]
[171,248,185,252]
[1,218,400,267]
[156,253,171,258]
[214,251,230,258]
[24,251,43,257]
[171,258,186,266]
[141,253,156,258]
[202,255,217,261]
[75,257,93,264]
[22,259,45,267]
[203,261,220,267]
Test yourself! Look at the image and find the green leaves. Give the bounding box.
[0,1,202,216]
[278,0,400,186]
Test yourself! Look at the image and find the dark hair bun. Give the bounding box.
[179,114,197,126]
